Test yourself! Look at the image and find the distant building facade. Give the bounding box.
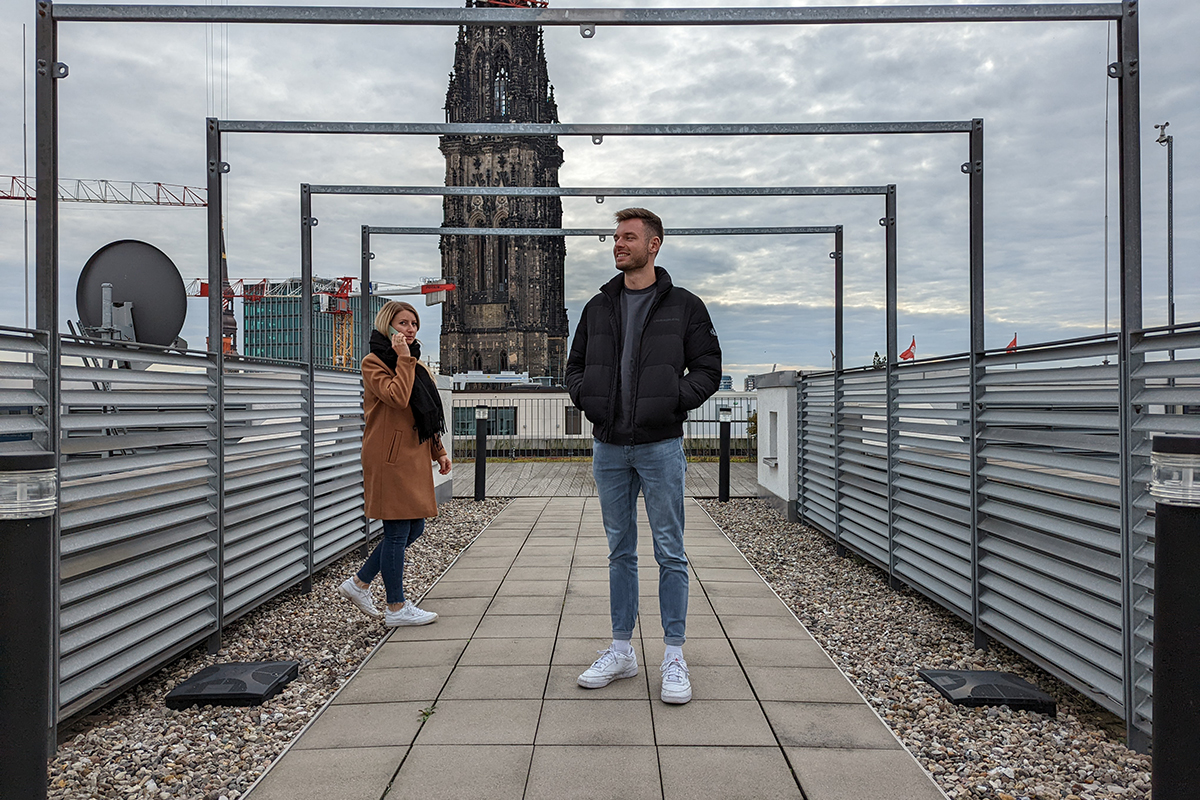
[242,281,387,370]
[719,374,734,392]
[744,375,758,392]
[438,0,568,382]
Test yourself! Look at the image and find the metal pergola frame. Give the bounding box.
[34,0,1144,746]
[300,182,897,371]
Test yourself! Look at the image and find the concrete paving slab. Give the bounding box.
[525,745,661,800]
[332,665,452,705]
[439,664,551,700]
[785,747,945,799]
[434,565,510,582]
[364,639,468,670]
[556,613,624,638]
[691,567,769,583]
[702,581,784,599]
[380,614,480,640]
[743,666,865,703]
[486,595,564,615]
[414,699,542,745]
[535,699,655,745]
[667,637,739,666]
[291,702,427,750]
[505,565,571,581]
[510,554,575,568]
[729,638,832,668]
[762,702,904,750]
[650,699,778,746]
[248,746,406,800]
[681,665,756,700]
[386,745,533,800]
[564,580,609,598]
[495,579,569,597]
[475,612,561,638]
[720,614,812,640]
[705,594,793,617]
[553,636,647,667]
[458,636,556,666]
[659,746,803,800]
[422,579,502,599]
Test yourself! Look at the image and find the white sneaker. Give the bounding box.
[337,578,381,619]
[385,602,438,627]
[577,646,639,688]
[660,656,692,704]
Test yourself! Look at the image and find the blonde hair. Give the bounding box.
[374,300,420,336]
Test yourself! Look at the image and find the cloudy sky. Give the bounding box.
[1,0,1197,386]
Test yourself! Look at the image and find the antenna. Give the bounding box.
[76,240,187,348]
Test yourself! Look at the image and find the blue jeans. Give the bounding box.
[592,437,688,646]
[357,518,425,604]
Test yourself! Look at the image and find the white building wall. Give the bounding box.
[754,371,798,521]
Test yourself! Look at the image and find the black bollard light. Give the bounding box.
[474,405,488,501]
[0,452,58,800]
[718,406,732,502]
[1150,435,1200,798]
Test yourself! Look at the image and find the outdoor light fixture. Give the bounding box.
[475,404,490,421]
[1149,436,1200,798]
[0,459,57,519]
[718,406,733,424]
[1150,436,1200,506]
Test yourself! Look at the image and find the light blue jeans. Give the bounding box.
[592,437,689,646]
[357,518,425,604]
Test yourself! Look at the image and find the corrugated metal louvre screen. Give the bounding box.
[976,340,1124,712]
[221,357,311,620]
[891,359,972,618]
[0,327,50,445]
[1128,325,1200,740]
[57,339,218,715]
[838,368,888,567]
[799,373,835,533]
[313,368,367,567]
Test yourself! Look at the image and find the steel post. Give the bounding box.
[718,407,732,502]
[361,226,372,546]
[34,0,61,747]
[885,185,899,587]
[300,184,315,593]
[475,406,488,501]
[967,117,987,651]
[1114,0,1147,753]
[204,118,225,653]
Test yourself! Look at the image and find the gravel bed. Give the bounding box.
[49,498,510,800]
[698,498,1152,800]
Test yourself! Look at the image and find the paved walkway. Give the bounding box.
[248,497,946,800]
[452,461,758,498]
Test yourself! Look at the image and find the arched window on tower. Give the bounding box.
[498,350,508,372]
[472,352,483,371]
[473,236,486,292]
[494,62,510,119]
[497,238,509,288]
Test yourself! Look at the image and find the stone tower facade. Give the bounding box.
[439,0,568,380]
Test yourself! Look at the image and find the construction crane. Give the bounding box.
[186,276,454,368]
[1,175,206,206]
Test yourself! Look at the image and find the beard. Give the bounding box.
[615,250,650,271]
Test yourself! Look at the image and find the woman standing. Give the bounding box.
[338,300,451,626]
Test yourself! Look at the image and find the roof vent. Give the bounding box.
[918,669,1056,716]
[165,661,300,710]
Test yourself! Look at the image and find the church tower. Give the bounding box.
[439,0,568,381]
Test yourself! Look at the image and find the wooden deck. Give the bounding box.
[451,461,757,498]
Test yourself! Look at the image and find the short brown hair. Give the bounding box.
[374,300,420,336]
[614,207,664,244]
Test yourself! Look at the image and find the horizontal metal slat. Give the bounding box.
[980,363,1117,386]
[892,460,970,492]
[979,444,1119,479]
[61,551,213,620]
[61,519,214,580]
[980,572,1122,652]
[892,524,971,571]
[225,505,309,552]
[60,411,213,431]
[979,408,1118,428]
[60,483,213,531]
[980,482,1120,532]
[60,450,210,481]
[60,428,213,454]
[224,536,308,589]
[61,500,213,558]
[979,426,1119,453]
[60,574,215,653]
[978,526,1119,584]
[225,479,309,515]
[225,562,308,617]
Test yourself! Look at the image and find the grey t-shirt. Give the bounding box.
[615,282,658,437]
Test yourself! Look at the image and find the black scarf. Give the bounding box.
[369,330,446,444]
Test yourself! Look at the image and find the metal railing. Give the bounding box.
[795,328,1200,746]
[449,393,756,460]
[1,332,378,722]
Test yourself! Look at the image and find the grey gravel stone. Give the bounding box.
[697,498,1153,800]
[49,499,509,800]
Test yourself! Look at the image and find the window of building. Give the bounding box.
[494,64,509,118]
[564,406,582,435]
[497,238,509,286]
[453,406,517,437]
[474,236,486,291]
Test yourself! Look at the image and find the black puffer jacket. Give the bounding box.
[565,267,722,444]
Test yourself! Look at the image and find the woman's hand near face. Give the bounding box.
[391,333,410,358]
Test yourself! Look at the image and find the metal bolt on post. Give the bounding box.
[0,452,58,800]
[718,406,732,502]
[1149,435,1200,798]
[474,405,489,501]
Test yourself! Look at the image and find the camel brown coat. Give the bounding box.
[360,353,447,521]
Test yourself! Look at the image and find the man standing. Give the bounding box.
[565,208,721,704]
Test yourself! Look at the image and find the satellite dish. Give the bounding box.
[76,240,187,347]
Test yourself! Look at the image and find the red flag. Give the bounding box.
[1006,333,1017,353]
[899,336,916,361]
